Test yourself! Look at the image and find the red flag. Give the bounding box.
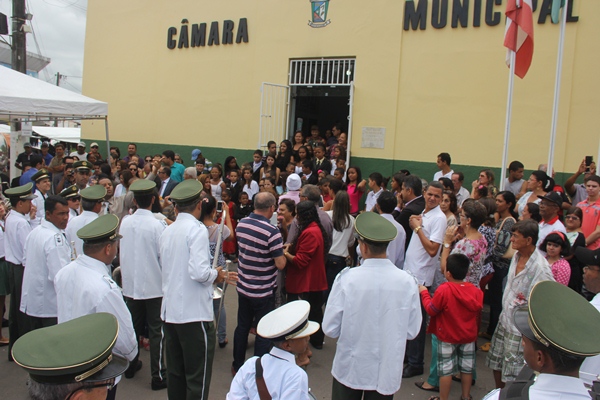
[504,0,534,79]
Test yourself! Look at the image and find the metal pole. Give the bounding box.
[500,50,516,191]
[11,0,26,74]
[547,0,569,175]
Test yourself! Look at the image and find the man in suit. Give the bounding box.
[392,174,426,250]
[251,150,264,183]
[301,160,318,186]
[158,166,178,198]
[312,144,332,175]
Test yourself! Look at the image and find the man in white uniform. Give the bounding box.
[483,280,600,400]
[54,214,137,400]
[20,195,70,331]
[59,185,81,220]
[159,180,238,400]
[323,212,422,399]
[403,181,446,377]
[227,300,319,400]
[120,179,167,389]
[30,169,51,227]
[65,185,105,259]
[4,183,37,359]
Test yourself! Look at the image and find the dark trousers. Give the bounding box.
[164,321,215,400]
[106,385,118,400]
[8,262,31,360]
[28,316,57,332]
[332,378,393,400]
[487,266,509,336]
[287,291,324,348]
[126,296,166,381]
[232,292,274,371]
[405,299,427,368]
[325,255,346,304]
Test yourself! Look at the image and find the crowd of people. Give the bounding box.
[2,128,600,400]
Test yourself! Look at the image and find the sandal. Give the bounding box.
[415,381,439,392]
[427,397,440,400]
[479,342,491,352]
[461,396,473,400]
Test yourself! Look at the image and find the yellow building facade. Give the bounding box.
[82,0,599,181]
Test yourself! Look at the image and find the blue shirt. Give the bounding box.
[170,162,185,183]
[20,168,38,186]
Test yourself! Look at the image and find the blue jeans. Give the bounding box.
[232,292,274,371]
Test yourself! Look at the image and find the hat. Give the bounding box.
[354,212,397,243]
[41,141,49,148]
[12,313,129,384]
[537,191,562,207]
[77,214,122,243]
[286,174,302,191]
[59,185,79,199]
[31,169,50,182]
[257,300,319,342]
[191,148,202,161]
[77,141,86,148]
[80,185,106,201]
[575,247,600,267]
[90,142,99,148]
[73,160,93,171]
[170,179,203,205]
[513,280,600,357]
[23,142,31,148]
[129,179,156,195]
[4,182,37,200]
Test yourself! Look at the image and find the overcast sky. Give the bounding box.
[0,0,87,93]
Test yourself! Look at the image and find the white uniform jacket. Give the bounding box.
[226,346,310,400]
[159,212,217,323]
[120,209,167,300]
[483,373,591,400]
[322,258,422,395]
[20,220,71,318]
[54,255,137,362]
[5,210,33,265]
[65,210,99,259]
[31,190,47,227]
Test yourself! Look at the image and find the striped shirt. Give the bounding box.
[236,213,284,298]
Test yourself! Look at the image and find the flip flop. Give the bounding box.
[415,381,439,392]
[479,342,491,352]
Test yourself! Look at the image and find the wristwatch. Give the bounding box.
[444,243,451,249]
[414,226,421,234]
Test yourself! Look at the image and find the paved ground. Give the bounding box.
[0,285,499,400]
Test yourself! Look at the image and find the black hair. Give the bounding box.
[296,200,330,257]
[525,202,542,223]
[496,191,518,220]
[403,175,423,197]
[438,152,451,166]
[30,155,43,167]
[531,170,550,191]
[81,199,99,212]
[392,173,405,190]
[443,191,458,214]
[134,191,155,209]
[438,177,453,192]
[512,219,540,245]
[540,232,571,257]
[253,149,263,157]
[302,159,314,172]
[279,198,296,217]
[453,171,464,182]
[369,172,383,187]
[509,160,524,172]
[44,195,68,214]
[160,165,171,177]
[530,340,585,374]
[462,200,488,229]
[200,195,217,221]
[446,253,469,280]
[328,178,345,195]
[162,150,175,161]
[377,191,397,214]
[331,191,351,232]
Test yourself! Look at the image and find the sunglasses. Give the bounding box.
[68,196,81,201]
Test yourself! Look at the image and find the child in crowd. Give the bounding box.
[539,231,572,286]
[234,192,253,222]
[301,160,318,185]
[251,150,264,183]
[223,156,240,183]
[221,189,238,262]
[419,253,483,400]
[333,167,345,182]
[259,154,280,186]
[227,169,242,206]
[319,177,332,204]
[346,166,365,217]
[294,146,312,174]
[241,167,259,200]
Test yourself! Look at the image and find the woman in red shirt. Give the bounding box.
[283,200,329,349]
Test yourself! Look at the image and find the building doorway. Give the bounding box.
[289,85,350,139]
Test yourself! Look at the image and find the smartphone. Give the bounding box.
[586,156,593,173]
[217,201,224,213]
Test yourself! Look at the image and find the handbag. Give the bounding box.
[496,217,516,259]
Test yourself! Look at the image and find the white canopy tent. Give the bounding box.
[0,66,109,179]
[0,124,81,145]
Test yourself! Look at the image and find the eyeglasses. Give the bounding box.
[66,380,115,400]
[129,168,137,172]
[68,196,81,202]
[565,215,580,221]
[145,159,152,162]
[158,170,166,174]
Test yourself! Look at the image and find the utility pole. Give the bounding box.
[10,0,27,182]
[54,73,63,126]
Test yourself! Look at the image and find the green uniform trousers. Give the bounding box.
[8,263,31,360]
[164,320,215,400]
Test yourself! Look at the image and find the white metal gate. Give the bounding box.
[258,83,289,150]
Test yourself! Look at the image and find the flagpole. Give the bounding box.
[500,50,516,192]
[547,0,569,175]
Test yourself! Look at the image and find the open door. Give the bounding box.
[346,81,354,168]
[258,82,290,150]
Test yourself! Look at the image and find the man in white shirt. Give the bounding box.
[20,195,70,332]
[30,169,52,227]
[65,185,105,259]
[54,214,138,399]
[4,183,37,359]
[159,180,238,400]
[451,172,471,207]
[376,191,406,269]
[120,180,168,389]
[323,212,422,399]
[537,192,566,249]
[227,300,319,400]
[69,141,88,161]
[403,181,447,377]
[433,152,454,181]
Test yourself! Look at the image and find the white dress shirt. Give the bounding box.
[325,211,355,258]
[483,373,591,400]
[65,210,99,259]
[365,189,383,212]
[322,258,422,395]
[403,206,446,286]
[31,190,47,227]
[381,213,406,269]
[54,254,137,362]
[120,209,167,299]
[433,169,454,181]
[160,212,217,323]
[20,220,71,318]
[580,293,600,386]
[226,346,310,400]
[455,186,470,207]
[5,210,33,265]
[159,178,171,197]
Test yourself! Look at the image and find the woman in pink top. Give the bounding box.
[346,166,366,217]
[539,231,572,286]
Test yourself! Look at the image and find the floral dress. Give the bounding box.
[451,236,488,288]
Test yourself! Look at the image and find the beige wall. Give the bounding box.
[82,0,599,173]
